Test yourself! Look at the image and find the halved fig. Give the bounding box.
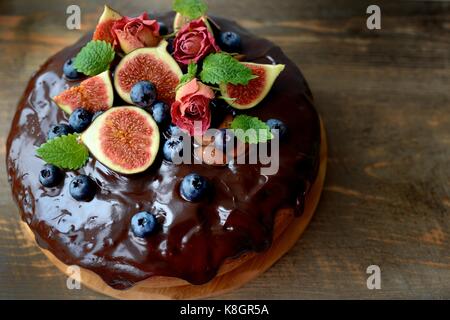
[219,62,285,110]
[53,71,114,114]
[81,107,160,174]
[93,5,122,44]
[173,13,191,32]
[114,40,183,105]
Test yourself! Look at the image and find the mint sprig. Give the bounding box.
[200,53,256,86]
[173,0,208,19]
[74,40,115,76]
[230,115,273,144]
[178,63,198,89]
[36,134,89,170]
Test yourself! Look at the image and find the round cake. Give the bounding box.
[6,7,325,299]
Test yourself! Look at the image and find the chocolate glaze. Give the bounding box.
[6,13,320,289]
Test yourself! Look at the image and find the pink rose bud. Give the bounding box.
[112,13,160,54]
[171,79,215,135]
[173,18,219,65]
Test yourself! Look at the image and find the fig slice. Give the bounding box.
[53,71,114,114]
[173,12,192,32]
[92,5,122,44]
[219,62,285,110]
[81,106,160,174]
[114,40,183,105]
[173,13,213,33]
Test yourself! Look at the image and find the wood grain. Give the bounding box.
[0,0,449,299]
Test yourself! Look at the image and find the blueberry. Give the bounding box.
[166,38,175,54]
[63,58,81,80]
[92,111,104,121]
[163,137,184,162]
[130,81,157,108]
[131,211,157,238]
[69,175,96,201]
[158,22,169,36]
[150,101,170,127]
[219,31,242,52]
[180,173,209,202]
[266,119,288,140]
[168,124,183,137]
[39,164,63,187]
[69,108,93,133]
[164,124,185,140]
[214,128,236,153]
[47,124,72,140]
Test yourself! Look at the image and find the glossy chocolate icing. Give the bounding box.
[6,13,321,289]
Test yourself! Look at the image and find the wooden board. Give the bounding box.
[0,0,449,299]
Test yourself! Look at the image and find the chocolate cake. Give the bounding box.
[6,8,321,291]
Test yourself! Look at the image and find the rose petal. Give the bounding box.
[176,79,200,101]
[115,29,144,53]
[112,12,160,53]
[196,82,215,99]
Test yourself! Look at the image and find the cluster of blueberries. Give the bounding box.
[40,108,99,201]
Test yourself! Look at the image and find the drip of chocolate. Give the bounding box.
[6,13,321,289]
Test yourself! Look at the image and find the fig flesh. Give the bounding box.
[81,106,160,174]
[53,71,114,114]
[220,62,285,110]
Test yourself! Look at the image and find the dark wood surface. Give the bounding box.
[0,0,449,299]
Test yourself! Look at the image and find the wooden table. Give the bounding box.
[0,0,449,299]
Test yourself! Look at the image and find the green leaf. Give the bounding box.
[177,63,198,89]
[199,53,256,85]
[74,40,115,76]
[173,0,208,19]
[230,115,273,144]
[36,134,89,170]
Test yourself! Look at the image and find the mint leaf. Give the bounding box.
[36,134,89,170]
[173,0,208,19]
[178,63,198,89]
[230,115,273,144]
[200,53,255,85]
[74,40,115,76]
